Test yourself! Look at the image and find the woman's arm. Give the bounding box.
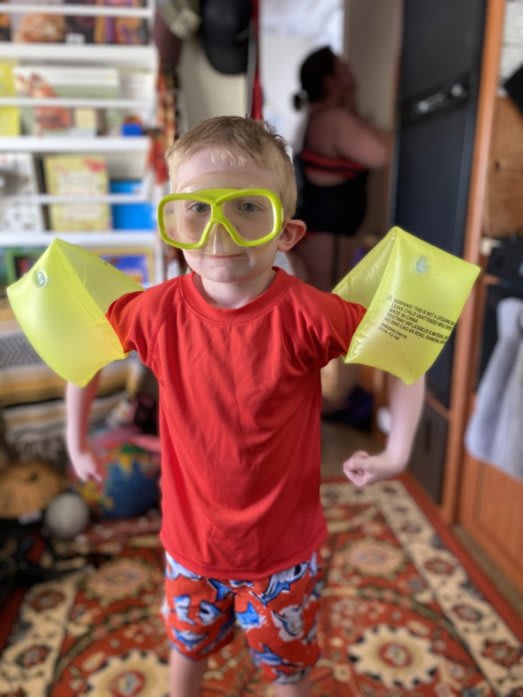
[333,109,392,169]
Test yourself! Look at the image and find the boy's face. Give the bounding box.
[172,149,304,285]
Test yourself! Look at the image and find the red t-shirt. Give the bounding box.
[106,269,365,579]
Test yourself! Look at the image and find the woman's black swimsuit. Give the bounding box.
[295,147,369,236]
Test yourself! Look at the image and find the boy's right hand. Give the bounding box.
[69,447,102,482]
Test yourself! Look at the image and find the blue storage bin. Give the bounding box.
[110,180,155,231]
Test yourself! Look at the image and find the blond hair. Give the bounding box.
[165,116,297,218]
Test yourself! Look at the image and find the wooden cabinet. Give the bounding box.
[485,95,523,236]
[449,1,523,592]
[460,419,523,588]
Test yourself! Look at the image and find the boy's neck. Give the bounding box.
[193,268,277,309]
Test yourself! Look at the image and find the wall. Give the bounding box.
[177,37,246,129]
[344,0,403,236]
[344,0,403,130]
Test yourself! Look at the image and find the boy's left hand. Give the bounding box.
[342,449,406,488]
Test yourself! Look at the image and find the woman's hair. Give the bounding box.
[293,45,335,110]
[165,116,298,217]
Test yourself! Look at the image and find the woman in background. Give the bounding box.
[291,45,390,291]
[291,46,391,413]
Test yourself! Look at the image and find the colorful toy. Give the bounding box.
[77,442,160,519]
[0,459,65,520]
[44,491,90,539]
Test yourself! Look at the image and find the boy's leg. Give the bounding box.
[162,553,236,697]
[274,676,311,697]
[236,551,323,692]
[169,649,207,697]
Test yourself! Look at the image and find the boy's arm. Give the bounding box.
[65,372,102,481]
[343,374,425,487]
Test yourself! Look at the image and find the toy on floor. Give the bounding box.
[44,491,90,539]
[0,460,94,598]
[0,459,65,520]
[77,437,161,520]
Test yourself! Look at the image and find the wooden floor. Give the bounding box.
[319,419,523,618]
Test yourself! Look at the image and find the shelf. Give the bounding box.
[0,232,157,247]
[0,43,158,68]
[0,0,165,288]
[2,193,151,204]
[0,4,153,18]
[0,136,150,153]
[3,169,154,204]
[0,96,153,109]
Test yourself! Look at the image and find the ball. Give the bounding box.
[44,491,90,539]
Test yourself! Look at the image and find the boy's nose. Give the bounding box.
[206,224,238,255]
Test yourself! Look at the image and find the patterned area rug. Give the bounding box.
[0,477,522,696]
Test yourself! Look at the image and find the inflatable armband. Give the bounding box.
[7,239,143,386]
[333,226,480,383]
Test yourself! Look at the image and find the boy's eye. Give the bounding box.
[240,202,257,213]
[236,199,265,214]
[187,201,210,215]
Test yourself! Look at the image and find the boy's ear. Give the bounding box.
[277,219,307,251]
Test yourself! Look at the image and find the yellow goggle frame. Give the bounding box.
[157,187,284,250]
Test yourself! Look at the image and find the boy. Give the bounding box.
[66,116,425,697]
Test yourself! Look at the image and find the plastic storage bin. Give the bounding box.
[110,180,155,230]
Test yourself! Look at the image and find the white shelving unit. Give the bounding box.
[0,41,158,68]
[0,0,166,286]
[0,136,151,152]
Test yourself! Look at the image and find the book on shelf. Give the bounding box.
[43,154,111,232]
[63,0,97,45]
[0,153,44,233]
[0,61,20,136]
[4,246,45,283]
[13,64,122,136]
[0,6,10,41]
[98,247,153,286]
[8,0,66,43]
[98,0,150,46]
[4,0,150,45]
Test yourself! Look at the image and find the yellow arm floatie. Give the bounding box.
[6,239,143,387]
[333,226,481,384]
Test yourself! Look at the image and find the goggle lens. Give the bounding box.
[159,189,281,249]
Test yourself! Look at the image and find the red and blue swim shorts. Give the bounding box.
[161,551,324,684]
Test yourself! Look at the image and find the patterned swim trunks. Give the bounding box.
[162,551,323,684]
